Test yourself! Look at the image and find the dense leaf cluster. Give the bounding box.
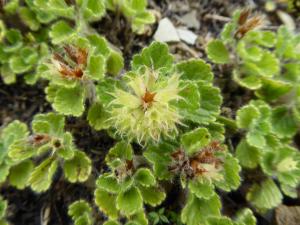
[206,8,300,213]
[0,3,299,225]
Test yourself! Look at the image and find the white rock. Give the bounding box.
[177,28,198,45]
[154,18,180,43]
[180,10,200,29]
[277,10,295,31]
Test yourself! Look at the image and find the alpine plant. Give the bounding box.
[109,68,182,144]
[98,41,222,145]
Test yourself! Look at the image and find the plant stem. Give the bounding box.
[216,115,238,131]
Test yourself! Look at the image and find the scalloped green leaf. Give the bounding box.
[243,31,275,48]
[181,128,211,155]
[132,11,155,34]
[96,78,120,107]
[206,40,230,64]
[236,139,260,169]
[132,42,173,73]
[246,179,282,212]
[45,84,58,103]
[206,122,225,142]
[188,178,214,200]
[235,208,256,225]
[49,21,75,44]
[246,129,266,148]
[237,41,263,62]
[134,168,156,187]
[273,146,300,187]
[216,153,241,191]
[233,70,262,90]
[256,31,276,48]
[131,210,148,225]
[181,194,221,225]
[236,105,260,129]
[255,78,292,101]
[87,54,106,81]
[13,47,38,71]
[106,141,133,165]
[207,217,233,225]
[19,7,40,31]
[94,188,118,219]
[177,81,200,111]
[87,34,110,57]
[1,64,16,84]
[0,164,10,183]
[2,29,23,53]
[29,157,58,192]
[143,143,174,180]
[138,185,166,207]
[87,102,110,131]
[116,186,143,216]
[271,106,298,138]
[281,184,297,198]
[8,140,36,161]
[55,132,75,160]
[107,49,124,76]
[1,120,28,148]
[189,82,222,124]
[52,85,85,117]
[68,200,92,225]
[32,113,65,136]
[176,59,213,82]
[64,151,91,183]
[47,0,75,19]
[3,0,19,14]
[68,200,91,216]
[221,22,236,43]
[252,52,280,77]
[9,160,34,189]
[80,0,106,22]
[96,173,120,193]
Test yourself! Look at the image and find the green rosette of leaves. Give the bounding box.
[105,0,155,34]
[41,34,123,117]
[23,0,106,30]
[206,9,281,90]
[0,120,35,190]
[144,127,243,225]
[8,113,92,192]
[206,9,300,134]
[94,141,165,225]
[68,200,94,225]
[236,100,300,212]
[0,25,48,85]
[94,42,222,145]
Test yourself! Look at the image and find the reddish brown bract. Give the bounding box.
[169,141,224,179]
[52,45,88,80]
[115,160,135,180]
[28,134,51,147]
[141,89,156,110]
[64,45,88,66]
[234,9,264,39]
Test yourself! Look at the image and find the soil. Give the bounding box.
[1,0,300,225]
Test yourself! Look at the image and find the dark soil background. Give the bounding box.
[1,0,300,224]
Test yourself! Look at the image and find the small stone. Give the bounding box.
[177,28,198,45]
[180,10,200,29]
[277,10,295,31]
[275,205,300,225]
[154,18,180,43]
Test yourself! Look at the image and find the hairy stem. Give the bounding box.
[217,115,238,131]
